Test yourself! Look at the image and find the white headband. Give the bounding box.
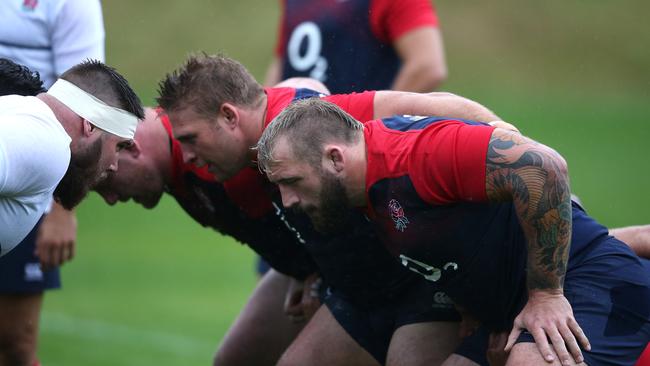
[47,79,138,139]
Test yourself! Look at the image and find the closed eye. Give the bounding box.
[175,134,196,145]
[278,177,301,186]
[117,140,134,152]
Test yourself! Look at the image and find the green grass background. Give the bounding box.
[39,1,650,365]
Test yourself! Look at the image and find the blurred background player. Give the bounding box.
[265,0,447,93]
[261,0,447,277]
[0,1,104,365]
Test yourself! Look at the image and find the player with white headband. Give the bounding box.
[0,59,144,257]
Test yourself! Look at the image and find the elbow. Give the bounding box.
[545,148,570,184]
[420,65,447,91]
[431,67,448,88]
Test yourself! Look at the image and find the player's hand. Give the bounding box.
[489,120,519,133]
[35,202,77,270]
[284,273,321,323]
[300,273,322,320]
[456,304,480,338]
[505,289,590,365]
[487,332,509,366]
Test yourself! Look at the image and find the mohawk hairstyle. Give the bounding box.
[60,59,145,119]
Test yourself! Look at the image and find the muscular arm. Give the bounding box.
[391,27,447,92]
[485,128,572,290]
[485,128,589,362]
[373,90,501,123]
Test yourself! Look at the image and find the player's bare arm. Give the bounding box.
[35,202,77,269]
[486,129,571,289]
[484,128,589,365]
[373,90,501,124]
[392,27,447,92]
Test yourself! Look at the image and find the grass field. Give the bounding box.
[38,1,650,365]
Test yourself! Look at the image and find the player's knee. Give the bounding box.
[212,345,247,366]
[505,343,586,366]
[277,343,320,366]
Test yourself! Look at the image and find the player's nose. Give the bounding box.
[182,149,197,164]
[280,186,299,208]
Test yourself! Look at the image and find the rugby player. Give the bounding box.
[256,98,650,366]
[155,53,519,365]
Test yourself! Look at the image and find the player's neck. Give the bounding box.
[345,139,368,207]
[243,93,268,161]
[142,111,173,185]
[37,93,79,140]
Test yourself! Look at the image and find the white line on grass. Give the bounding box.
[41,311,216,357]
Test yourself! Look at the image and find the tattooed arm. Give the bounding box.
[485,128,590,364]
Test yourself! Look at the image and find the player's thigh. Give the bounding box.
[386,321,460,366]
[0,293,43,360]
[506,342,586,366]
[277,305,379,366]
[440,354,482,366]
[214,269,305,366]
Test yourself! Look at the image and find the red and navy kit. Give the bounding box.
[364,115,650,364]
[223,87,374,218]
[159,113,317,280]
[275,0,438,93]
[225,87,428,303]
[222,89,464,364]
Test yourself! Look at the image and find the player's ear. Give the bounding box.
[81,118,95,137]
[125,139,142,158]
[220,103,240,129]
[324,145,345,173]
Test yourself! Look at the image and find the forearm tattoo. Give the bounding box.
[485,129,572,291]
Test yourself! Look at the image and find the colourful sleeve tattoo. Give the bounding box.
[485,129,572,291]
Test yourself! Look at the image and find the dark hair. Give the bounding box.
[156,53,264,118]
[0,58,46,96]
[60,59,145,119]
[257,98,363,172]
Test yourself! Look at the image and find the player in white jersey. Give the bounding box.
[0,2,104,364]
[0,59,143,366]
[0,0,105,88]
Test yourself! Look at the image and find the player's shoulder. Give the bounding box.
[0,96,71,183]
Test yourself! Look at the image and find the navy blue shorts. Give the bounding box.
[324,277,467,364]
[0,217,60,293]
[516,238,650,365]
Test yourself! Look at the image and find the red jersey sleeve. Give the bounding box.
[370,0,439,43]
[274,0,287,56]
[322,90,375,122]
[409,121,494,205]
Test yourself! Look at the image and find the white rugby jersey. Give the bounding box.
[0,95,71,256]
[0,0,105,88]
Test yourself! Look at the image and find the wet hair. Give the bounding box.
[156,53,264,118]
[257,98,363,172]
[0,58,46,96]
[60,59,144,119]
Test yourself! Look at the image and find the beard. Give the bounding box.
[54,137,103,210]
[304,170,353,235]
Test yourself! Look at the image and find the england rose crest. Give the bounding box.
[388,199,409,232]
